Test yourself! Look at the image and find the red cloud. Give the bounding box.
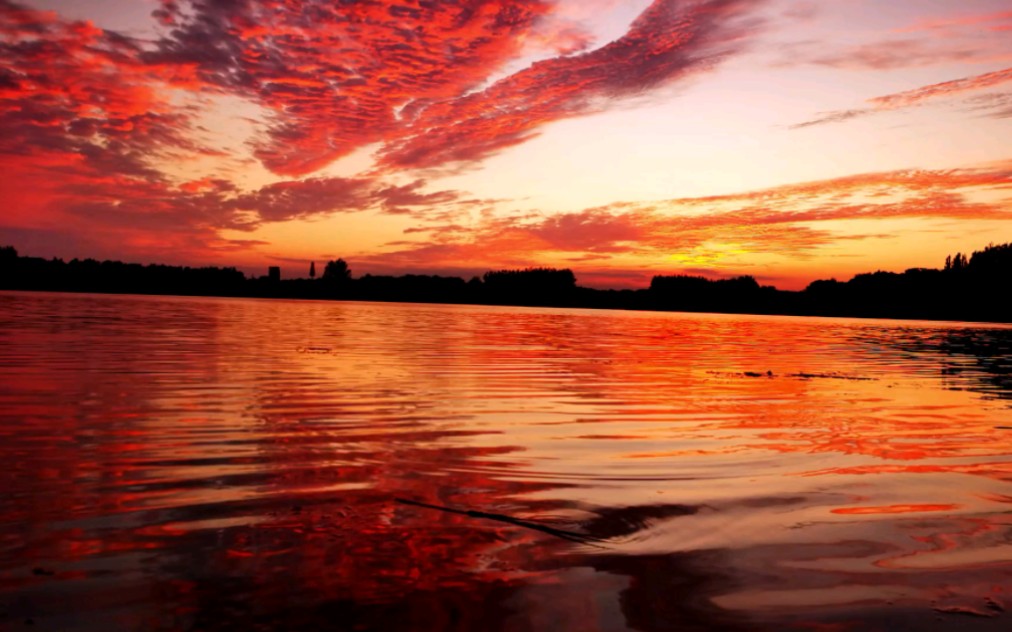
[227,177,377,223]
[0,166,461,265]
[529,212,646,253]
[146,0,767,176]
[377,0,764,170]
[0,1,243,244]
[2,0,771,228]
[1,1,469,263]
[0,5,198,173]
[375,180,462,212]
[0,0,773,269]
[149,0,556,176]
[355,164,1012,284]
[0,1,246,261]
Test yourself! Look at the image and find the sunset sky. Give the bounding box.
[1,0,1010,289]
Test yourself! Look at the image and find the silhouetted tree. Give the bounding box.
[968,242,1012,272]
[322,258,351,282]
[356,274,468,303]
[309,261,316,278]
[649,274,767,313]
[0,245,16,284]
[482,267,576,291]
[480,267,577,306]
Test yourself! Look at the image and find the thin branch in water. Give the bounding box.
[395,497,608,548]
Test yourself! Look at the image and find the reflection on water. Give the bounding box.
[1,291,1011,631]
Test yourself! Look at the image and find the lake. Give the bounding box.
[1,291,1011,631]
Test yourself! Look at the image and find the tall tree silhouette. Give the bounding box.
[322,259,351,283]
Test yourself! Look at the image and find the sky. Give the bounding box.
[0,0,1010,289]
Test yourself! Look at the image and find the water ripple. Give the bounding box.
[1,292,1011,630]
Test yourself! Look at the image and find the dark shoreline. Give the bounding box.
[2,287,1010,328]
[2,242,1010,324]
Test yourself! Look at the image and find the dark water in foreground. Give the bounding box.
[1,291,1011,631]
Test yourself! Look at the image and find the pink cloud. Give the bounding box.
[792,66,1012,128]
[773,38,1012,72]
[897,10,1012,34]
[870,66,1012,108]
[776,7,1012,72]
[963,92,1012,118]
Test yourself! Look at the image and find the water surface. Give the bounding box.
[1,291,1011,630]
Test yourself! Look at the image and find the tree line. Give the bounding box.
[1,242,1010,322]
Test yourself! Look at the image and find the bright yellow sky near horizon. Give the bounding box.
[2,0,1010,289]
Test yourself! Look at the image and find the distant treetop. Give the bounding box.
[482,267,577,291]
[322,258,351,282]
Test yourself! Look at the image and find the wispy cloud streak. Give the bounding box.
[792,66,1012,128]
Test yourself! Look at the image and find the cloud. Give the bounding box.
[227,177,378,223]
[14,0,767,180]
[0,1,469,262]
[1,0,771,267]
[897,10,1012,34]
[375,180,462,214]
[376,0,766,170]
[356,164,1012,282]
[789,109,869,129]
[3,0,1005,283]
[792,66,1012,128]
[687,165,1012,202]
[963,92,1012,119]
[212,177,462,223]
[139,0,769,175]
[781,2,818,23]
[869,66,1012,108]
[780,6,1012,127]
[0,165,463,264]
[777,38,1011,71]
[148,0,557,176]
[0,225,269,265]
[63,174,461,231]
[528,21,595,56]
[776,8,1012,72]
[0,4,200,175]
[528,212,645,252]
[0,2,230,260]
